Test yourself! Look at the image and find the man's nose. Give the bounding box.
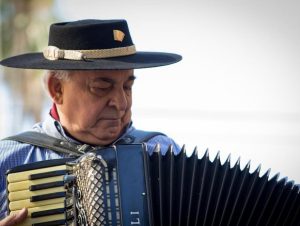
[108,88,128,111]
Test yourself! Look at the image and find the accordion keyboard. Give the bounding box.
[6,159,74,226]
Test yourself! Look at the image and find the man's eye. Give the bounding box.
[92,87,108,90]
[94,87,110,90]
[124,81,134,91]
[90,87,110,95]
[124,85,132,91]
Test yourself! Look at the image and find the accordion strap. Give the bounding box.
[3,131,83,157]
[3,130,165,156]
[115,130,165,144]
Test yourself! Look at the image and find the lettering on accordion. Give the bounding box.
[130,211,141,225]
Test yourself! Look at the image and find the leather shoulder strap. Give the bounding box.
[3,129,165,153]
[3,131,82,157]
[115,129,165,144]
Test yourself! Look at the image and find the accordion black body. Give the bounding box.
[6,144,300,226]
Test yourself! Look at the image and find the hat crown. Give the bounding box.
[0,19,182,70]
[48,19,134,50]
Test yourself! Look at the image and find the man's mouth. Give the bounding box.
[102,118,122,127]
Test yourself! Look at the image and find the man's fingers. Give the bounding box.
[0,208,27,226]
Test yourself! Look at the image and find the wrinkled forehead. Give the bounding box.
[69,69,135,82]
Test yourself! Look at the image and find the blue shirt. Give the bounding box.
[0,114,180,219]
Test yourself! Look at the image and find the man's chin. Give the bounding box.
[91,127,122,145]
[84,135,118,146]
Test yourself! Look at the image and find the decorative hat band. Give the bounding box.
[43,45,136,61]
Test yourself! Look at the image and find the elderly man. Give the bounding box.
[0,19,181,225]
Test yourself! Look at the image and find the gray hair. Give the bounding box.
[43,70,71,96]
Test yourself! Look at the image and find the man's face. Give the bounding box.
[56,70,135,146]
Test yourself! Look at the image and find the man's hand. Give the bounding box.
[0,208,27,226]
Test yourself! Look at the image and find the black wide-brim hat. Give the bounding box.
[0,19,182,70]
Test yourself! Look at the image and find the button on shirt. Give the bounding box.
[0,114,180,219]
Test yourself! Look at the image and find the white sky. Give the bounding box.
[1,0,297,182]
[52,0,300,182]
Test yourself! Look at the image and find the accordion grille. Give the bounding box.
[74,153,108,225]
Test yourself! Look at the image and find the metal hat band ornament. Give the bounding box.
[113,30,125,42]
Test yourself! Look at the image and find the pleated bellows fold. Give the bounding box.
[146,145,300,226]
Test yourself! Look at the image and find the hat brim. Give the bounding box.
[0,52,182,70]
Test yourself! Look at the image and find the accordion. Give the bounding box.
[6,144,300,226]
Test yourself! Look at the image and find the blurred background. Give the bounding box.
[1,0,300,182]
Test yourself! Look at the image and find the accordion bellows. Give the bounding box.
[6,144,300,226]
[148,146,300,226]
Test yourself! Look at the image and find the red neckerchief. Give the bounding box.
[50,103,60,121]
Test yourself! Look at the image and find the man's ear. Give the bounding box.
[48,76,63,104]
